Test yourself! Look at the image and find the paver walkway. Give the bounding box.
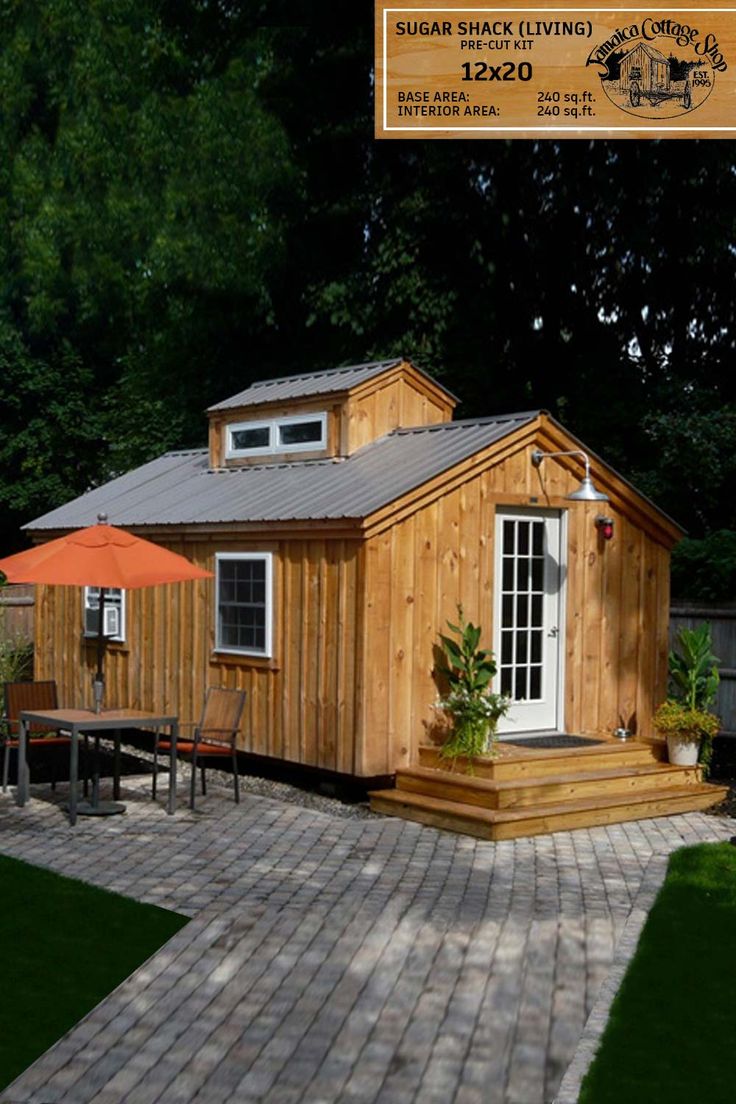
[0,777,733,1104]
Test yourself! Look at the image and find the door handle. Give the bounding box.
[548,626,559,638]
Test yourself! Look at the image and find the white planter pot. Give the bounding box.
[666,733,701,766]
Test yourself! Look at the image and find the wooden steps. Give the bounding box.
[369,739,728,840]
[417,740,668,779]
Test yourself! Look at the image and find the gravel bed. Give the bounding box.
[217,772,379,819]
[101,738,380,820]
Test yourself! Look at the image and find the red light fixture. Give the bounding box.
[596,515,614,541]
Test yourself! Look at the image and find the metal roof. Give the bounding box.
[26,413,539,531]
[206,358,457,411]
[621,41,669,64]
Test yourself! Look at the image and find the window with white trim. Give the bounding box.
[226,412,327,459]
[215,553,273,657]
[84,588,126,642]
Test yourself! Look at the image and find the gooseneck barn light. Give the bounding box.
[531,448,610,503]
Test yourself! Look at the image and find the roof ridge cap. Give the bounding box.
[248,358,402,390]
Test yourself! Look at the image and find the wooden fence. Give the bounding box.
[0,585,35,645]
[670,605,736,737]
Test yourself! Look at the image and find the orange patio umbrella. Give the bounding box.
[0,514,212,710]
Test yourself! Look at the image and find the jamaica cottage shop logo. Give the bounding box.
[586,17,727,117]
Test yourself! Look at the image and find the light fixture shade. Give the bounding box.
[566,476,609,502]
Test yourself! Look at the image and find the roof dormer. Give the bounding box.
[207,358,457,468]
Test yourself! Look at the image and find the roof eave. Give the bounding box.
[538,413,685,543]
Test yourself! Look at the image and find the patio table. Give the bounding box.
[15,708,179,826]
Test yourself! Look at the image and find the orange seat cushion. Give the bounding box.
[4,736,72,747]
[157,740,232,756]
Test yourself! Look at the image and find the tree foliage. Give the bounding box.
[260,22,736,549]
[0,5,734,600]
[0,1,293,545]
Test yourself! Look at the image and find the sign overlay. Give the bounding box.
[376,3,736,137]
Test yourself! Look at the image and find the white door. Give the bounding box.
[493,509,565,734]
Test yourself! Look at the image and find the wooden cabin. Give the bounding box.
[619,42,670,92]
[26,358,726,835]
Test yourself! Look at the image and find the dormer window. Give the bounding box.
[226,412,327,459]
[231,424,270,452]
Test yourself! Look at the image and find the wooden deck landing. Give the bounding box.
[369,738,728,840]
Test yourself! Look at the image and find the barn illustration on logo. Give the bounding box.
[586,19,725,118]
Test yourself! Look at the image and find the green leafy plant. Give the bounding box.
[0,634,34,715]
[668,623,720,711]
[435,607,510,767]
[0,595,34,711]
[653,623,721,773]
[652,700,719,744]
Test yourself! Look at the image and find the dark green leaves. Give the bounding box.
[438,606,497,695]
[0,4,295,549]
[668,622,720,712]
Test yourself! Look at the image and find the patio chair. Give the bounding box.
[152,687,246,810]
[1,680,72,792]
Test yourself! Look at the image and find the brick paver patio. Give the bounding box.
[0,776,733,1104]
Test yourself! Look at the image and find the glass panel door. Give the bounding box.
[493,509,564,734]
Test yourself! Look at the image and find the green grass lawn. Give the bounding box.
[579,841,736,1104]
[0,854,188,1091]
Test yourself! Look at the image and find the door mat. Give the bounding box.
[503,735,606,749]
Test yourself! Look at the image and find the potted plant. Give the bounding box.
[653,623,721,770]
[434,608,510,768]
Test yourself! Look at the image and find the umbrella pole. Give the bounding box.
[94,586,106,713]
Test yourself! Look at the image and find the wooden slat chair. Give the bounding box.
[1,680,72,792]
[152,687,246,810]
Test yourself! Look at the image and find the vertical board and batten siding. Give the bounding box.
[342,374,453,454]
[358,438,673,775]
[35,536,362,774]
[669,606,736,736]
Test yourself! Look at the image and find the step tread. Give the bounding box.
[370,782,728,824]
[396,762,695,793]
[419,737,663,764]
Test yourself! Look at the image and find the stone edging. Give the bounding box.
[553,852,670,1103]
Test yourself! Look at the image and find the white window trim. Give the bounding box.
[83,587,126,643]
[275,412,328,454]
[226,419,275,458]
[215,552,273,658]
[225,412,327,459]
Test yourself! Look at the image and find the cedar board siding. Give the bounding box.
[357,439,671,776]
[35,536,363,775]
[33,426,674,780]
[341,373,453,454]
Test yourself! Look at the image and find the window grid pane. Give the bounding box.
[218,559,268,654]
[499,519,545,703]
